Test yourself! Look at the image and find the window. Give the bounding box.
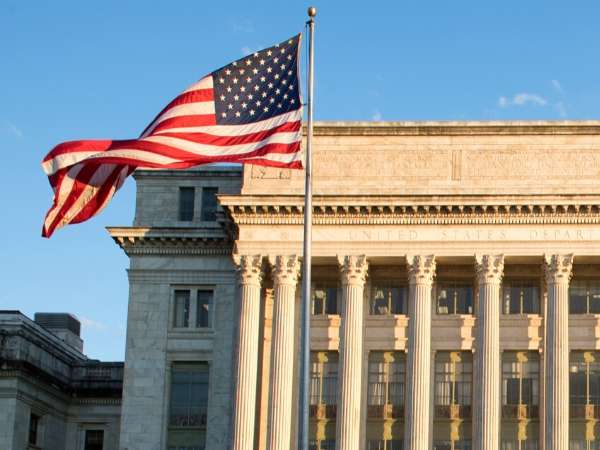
[370,285,407,315]
[570,280,600,314]
[501,441,539,450]
[367,440,403,450]
[312,284,338,315]
[173,289,213,329]
[434,352,472,407]
[178,187,195,221]
[433,441,472,450]
[569,352,600,406]
[84,430,104,450]
[310,352,338,405]
[503,281,540,314]
[167,364,209,450]
[200,187,218,221]
[28,413,40,446]
[569,441,600,450]
[502,352,539,407]
[368,352,405,406]
[437,283,473,315]
[309,440,336,450]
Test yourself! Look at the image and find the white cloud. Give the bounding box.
[555,101,567,118]
[498,93,548,108]
[372,110,382,121]
[3,120,23,138]
[79,316,107,331]
[551,79,564,95]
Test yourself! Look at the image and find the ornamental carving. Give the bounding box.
[406,255,436,285]
[544,254,574,285]
[337,255,368,286]
[475,254,504,285]
[233,254,263,286]
[268,255,300,286]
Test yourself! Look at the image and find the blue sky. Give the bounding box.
[1,1,599,361]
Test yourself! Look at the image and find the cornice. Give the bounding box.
[310,121,600,136]
[219,196,600,226]
[107,227,233,256]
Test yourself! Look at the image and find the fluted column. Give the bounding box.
[404,255,436,450]
[266,255,300,450]
[544,254,573,450]
[473,254,504,450]
[231,255,263,450]
[336,255,368,450]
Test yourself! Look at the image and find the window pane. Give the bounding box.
[200,187,218,221]
[196,290,212,328]
[169,364,209,428]
[370,287,389,315]
[570,281,588,314]
[325,287,338,314]
[85,430,104,450]
[312,286,337,315]
[438,283,473,314]
[178,187,195,221]
[174,290,190,328]
[29,414,39,445]
[522,286,540,313]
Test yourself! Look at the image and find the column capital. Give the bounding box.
[475,254,505,285]
[544,254,574,285]
[233,254,264,286]
[406,254,436,286]
[268,255,301,287]
[337,255,368,286]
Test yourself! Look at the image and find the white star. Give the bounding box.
[282,79,287,85]
[283,93,288,99]
[287,54,292,60]
[274,57,279,63]
[259,59,265,65]
[267,50,272,56]
[289,84,294,90]
[274,74,280,80]
[253,52,259,58]
[232,78,238,84]
[250,109,255,115]
[260,76,266,82]
[232,61,237,66]
[228,103,233,110]
[263,106,269,112]
[226,86,232,92]
[268,82,274,88]
[280,47,286,54]
[254,85,260,91]
[288,70,293,76]
[290,99,295,104]
[235,111,241,117]
[220,95,226,101]
[256,100,261,106]
[275,88,281,94]
[219,78,225,84]
[221,112,227,118]
[240,86,246,92]
[269,98,275,104]
[246,77,252,83]
[267,67,272,73]
[241,102,247,109]
[234,94,239,101]
[277,103,282,108]
[252,68,258,74]
[248,94,254,100]
[246,59,252,66]
[261,92,267,98]
[288,39,293,44]
[225,69,231,75]
[280,64,286,70]
[239,68,245,75]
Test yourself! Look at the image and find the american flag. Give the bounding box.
[41,34,303,238]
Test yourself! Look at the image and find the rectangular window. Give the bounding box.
[570,280,600,314]
[178,187,195,221]
[310,352,338,405]
[309,440,336,450]
[196,290,212,328]
[437,283,473,315]
[569,351,600,406]
[370,286,407,315]
[367,352,405,406]
[173,289,214,330]
[84,430,104,450]
[28,413,39,445]
[501,441,539,450]
[167,364,209,450]
[367,440,403,450]
[502,352,539,407]
[503,281,540,314]
[200,187,219,221]
[433,442,472,450]
[312,285,338,315]
[434,352,472,407]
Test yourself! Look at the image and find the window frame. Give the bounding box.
[367,352,406,406]
[569,279,600,315]
[200,186,219,222]
[171,287,215,331]
[434,352,473,407]
[310,352,338,406]
[436,282,474,315]
[178,186,195,222]
[502,280,541,315]
[501,352,540,406]
[311,283,339,316]
[369,284,407,316]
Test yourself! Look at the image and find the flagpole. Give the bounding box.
[300,6,316,450]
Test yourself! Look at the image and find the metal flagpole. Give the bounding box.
[299,6,316,450]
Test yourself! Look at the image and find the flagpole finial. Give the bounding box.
[307,6,317,18]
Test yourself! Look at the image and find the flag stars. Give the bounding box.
[267,50,272,56]
[280,47,286,54]
[267,67,272,73]
[246,59,252,65]
[234,94,239,101]
[260,76,266,82]
[249,109,255,116]
[280,64,286,70]
[240,86,246,92]
[241,102,247,109]
[287,54,292,60]
[274,57,279,63]
[252,68,258,74]
[225,69,231,75]
[261,92,267,98]
[219,78,225,84]
[221,112,227,118]
[254,85,260,91]
[259,59,265,65]
[220,94,226,101]
[263,106,269,112]
[228,103,233,110]
[235,111,241,117]
[232,78,238,84]
[239,68,245,75]
[248,94,254,100]
[255,100,261,106]
[226,86,232,92]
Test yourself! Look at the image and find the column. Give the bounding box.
[231,254,263,450]
[544,254,573,450]
[336,255,369,450]
[404,255,436,450]
[266,255,301,450]
[473,254,504,450]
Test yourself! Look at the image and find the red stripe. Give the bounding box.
[43,140,114,163]
[149,114,217,134]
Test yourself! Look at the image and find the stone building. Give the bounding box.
[102,120,600,450]
[0,311,123,450]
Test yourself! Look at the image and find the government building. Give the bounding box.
[4,121,600,450]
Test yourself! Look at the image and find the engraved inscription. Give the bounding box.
[251,165,291,179]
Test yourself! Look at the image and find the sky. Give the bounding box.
[1,0,599,361]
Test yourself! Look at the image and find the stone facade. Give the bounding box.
[106,121,600,450]
[0,311,122,450]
